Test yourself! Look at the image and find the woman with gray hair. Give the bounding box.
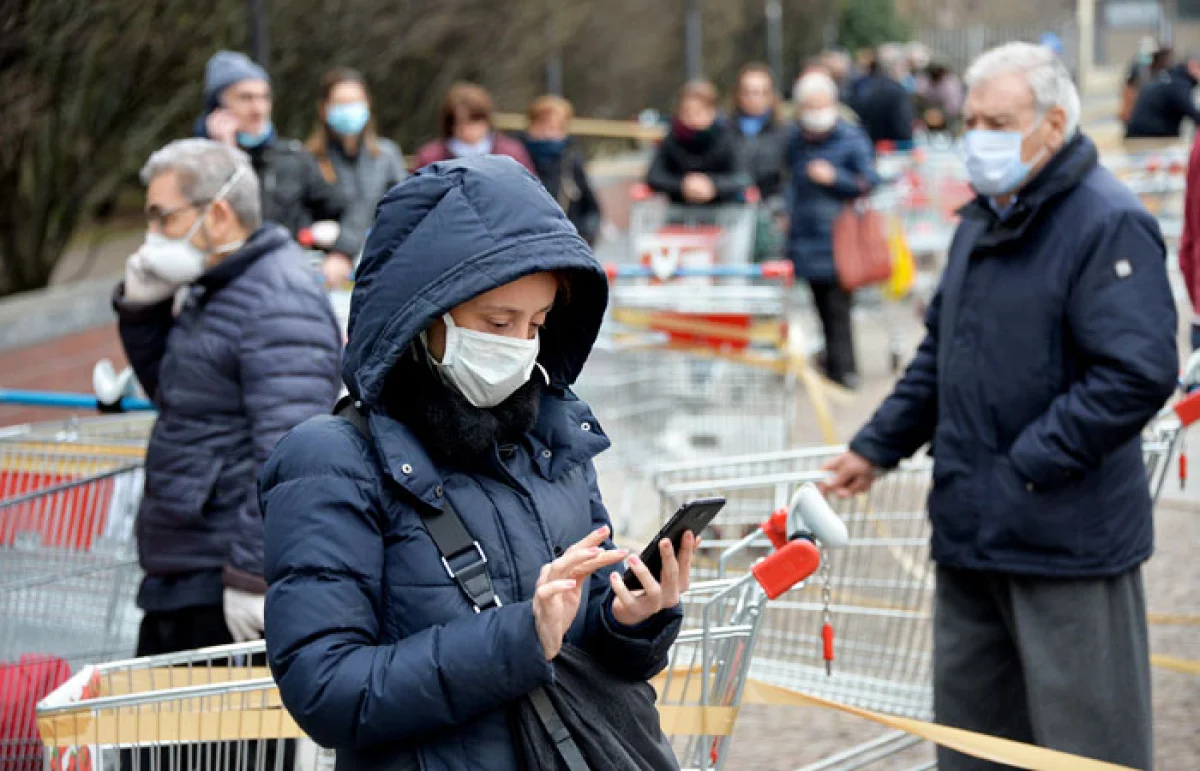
[115,137,342,655]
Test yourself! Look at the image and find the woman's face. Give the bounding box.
[454,115,491,144]
[326,80,368,113]
[737,71,774,116]
[425,272,558,361]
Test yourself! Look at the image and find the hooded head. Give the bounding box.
[343,155,608,410]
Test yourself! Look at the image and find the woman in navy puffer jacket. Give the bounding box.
[260,156,691,770]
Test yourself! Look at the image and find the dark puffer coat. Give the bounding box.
[115,225,342,610]
[260,156,682,771]
[850,135,1178,577]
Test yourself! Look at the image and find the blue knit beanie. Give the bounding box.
[204,51,270,109]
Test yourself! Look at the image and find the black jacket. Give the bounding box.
[520,134,603,244]
[194,120,352,254]
[115,225,342,610]
[730,111,790,200]
[851,74,915,146]
[851,135,1177,577]
[646,120,750,204]
[1125,65,1200,138]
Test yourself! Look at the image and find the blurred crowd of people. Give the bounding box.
[1123,36,1200,139]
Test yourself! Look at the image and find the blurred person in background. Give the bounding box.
[849,47,877,105]
[1125,50,1200,138]
[823,43,1174,770]
[786,71,878,389]
[820,50,855,102]
[115,139,342,654]
[306,67,407,287]
[518,95,602,245]
[905,42,932,92]
[197,51,353,275]
[646,79,749,205]
[1120,37,1171,124]
[850,44,915,149]
[413,82,535,172]
[731,63,789,201]
[915,62,965,135]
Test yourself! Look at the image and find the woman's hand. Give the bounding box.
[533,526,627,660]
[610,531,698,628]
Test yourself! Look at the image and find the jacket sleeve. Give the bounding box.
[262,422,555,749]
[708,137,751,201]
[571,152,603,244]
[1172,80,1200,125]
[297,151,353,255]
[828,131,880,199]
[112,284,175,400]
[849,286,941,468]
[225,291,342,592]
[1009,212,1178,489]
[1180,136,1200,313]
[646,144,684,199]
[579,462,682,680]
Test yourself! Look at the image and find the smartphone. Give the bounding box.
[623,497,726,591]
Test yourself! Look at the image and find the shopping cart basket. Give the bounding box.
[1,411,150,771]
[627,186,758,267]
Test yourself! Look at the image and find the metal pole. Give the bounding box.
[248,0,268,67]
[545,5,563,95]
[685,0,703,79]
[766,0,784,86]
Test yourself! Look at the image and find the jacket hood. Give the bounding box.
[343,155,607,408]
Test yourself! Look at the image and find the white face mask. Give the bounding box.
[446,136,493,158]
[137,166,248,284]
[800,106,838,134]
[427,313,541,408]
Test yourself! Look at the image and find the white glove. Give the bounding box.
[123,250,180,304]
[223,588,266,643]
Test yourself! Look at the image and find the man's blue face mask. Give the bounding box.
[961,116,1048,197]
[237,121,275,149]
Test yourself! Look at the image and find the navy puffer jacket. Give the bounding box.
[116,225,342,609]
[850,135,1178,577]
[261,157,681,770]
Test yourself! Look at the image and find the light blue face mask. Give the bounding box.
[327,102,371,136]
[961,119,1047,196]
[446,136,493,158]
[237,121,275,149]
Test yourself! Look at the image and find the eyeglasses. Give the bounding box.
[144,201,209,230]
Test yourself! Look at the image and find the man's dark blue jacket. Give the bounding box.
[116,225,342,609]
[851,135,1178,577]
[260,157,681,770]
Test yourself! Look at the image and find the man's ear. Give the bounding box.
[208,198,238,235]
[1046,105,1069,150]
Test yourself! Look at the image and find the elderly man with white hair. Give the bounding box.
[786,70,878,388]
[114,138,342,655]
[823,42,1175,768]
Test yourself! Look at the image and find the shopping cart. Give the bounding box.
[648,388,1200,767]
[1,411,150,771]
[34,522,822,771]
[627,185,759,267]
[1105,148,1189,244]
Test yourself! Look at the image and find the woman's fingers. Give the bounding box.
[677,531,696,595]
[625,554,662,605]
[658,538,681,604]
[565,525,611,555]
[535,578,577,600]
[549,545,626,581]
[609,570,638,608]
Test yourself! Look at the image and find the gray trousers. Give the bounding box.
[934,565,1153,770]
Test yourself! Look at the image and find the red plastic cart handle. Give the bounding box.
[1173,390,1200,428]
[752,538,821,600]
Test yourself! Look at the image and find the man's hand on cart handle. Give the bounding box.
[224,588,266,642]
[819,451,878,498]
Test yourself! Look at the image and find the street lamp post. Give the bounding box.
[685,0,703,79]
[766,0,784,86]
[248,0,268,67]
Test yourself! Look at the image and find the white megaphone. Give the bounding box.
[93,359,137,410]
[787,482,850,549]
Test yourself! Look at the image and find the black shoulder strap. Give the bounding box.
[335,397,499,611]
[334,397,588,771]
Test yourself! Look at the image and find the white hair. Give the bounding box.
[964,41,1081,136]
[793,71,838,104]
[141,138,262,230]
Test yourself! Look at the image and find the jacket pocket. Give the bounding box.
[142,440,224,527]
[982,454,1081,558]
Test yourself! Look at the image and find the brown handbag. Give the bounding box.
[832,200,892,290]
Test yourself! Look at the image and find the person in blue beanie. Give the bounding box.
[261,156,692,770]
[196,51,352,286]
